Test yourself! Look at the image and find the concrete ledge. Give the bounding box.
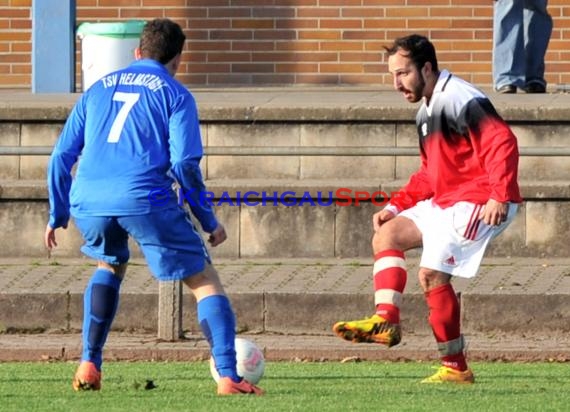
[0,293,69,332]
[2,291,568,336]
[3,89,570,122]
[0,179,48,199]
[462,294,570,333]
[1,257,569,362]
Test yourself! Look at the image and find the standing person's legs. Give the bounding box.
[493,0,526,91]
[396,200,471,382]
[72,216,130,391]
[413,201,518,384]
[181,263,237,382]
[182,263,262,394]
[123,208,263,395]
[524,0,553,91]
[418,268,473,383]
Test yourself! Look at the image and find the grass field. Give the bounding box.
[1,361,569,412]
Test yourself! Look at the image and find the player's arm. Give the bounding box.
[168,92,220,235]
[479,123,517,226]
[467,98,520,203]
[384,155,433,212]
[45,96,86,247]
[481,126,519,203]
[373,161,433,231]
[464,98,521,225]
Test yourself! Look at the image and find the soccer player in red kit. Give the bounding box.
[333,34,522,384]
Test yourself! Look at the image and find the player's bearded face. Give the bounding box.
[388,51,425,103]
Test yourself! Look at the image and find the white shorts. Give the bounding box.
[399,199,518,278]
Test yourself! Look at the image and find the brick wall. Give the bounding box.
[1,0,569,90]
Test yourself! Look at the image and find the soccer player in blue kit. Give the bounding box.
[44,18,263,395]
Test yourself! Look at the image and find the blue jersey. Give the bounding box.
[47,59,218,233]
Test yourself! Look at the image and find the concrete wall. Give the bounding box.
[1,118,569,258]
[4,121,570,181]
[3,289,569,336]
[2,191,568,259]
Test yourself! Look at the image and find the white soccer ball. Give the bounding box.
[209,337,265,385]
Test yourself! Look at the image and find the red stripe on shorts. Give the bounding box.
[464,204,482,240]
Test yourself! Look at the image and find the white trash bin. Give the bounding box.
[77,20,146,91]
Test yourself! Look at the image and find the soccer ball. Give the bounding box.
[209,337,265,385]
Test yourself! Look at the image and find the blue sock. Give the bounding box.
[197,294,239,382]
[81,268,122,370]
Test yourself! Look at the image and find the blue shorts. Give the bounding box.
[73,208,211,281]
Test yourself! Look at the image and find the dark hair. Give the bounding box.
[139,18,186,64]
[383,34,438,73]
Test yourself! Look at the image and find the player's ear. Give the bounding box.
[171,53,182,72]
[422,61,432,77]
[134,47,142,60]
[164,53,182,76]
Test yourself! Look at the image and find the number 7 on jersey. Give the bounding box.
[107,92,140,143]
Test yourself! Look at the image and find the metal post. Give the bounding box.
[32,0,76,93]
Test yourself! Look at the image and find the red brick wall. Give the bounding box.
[2,0,570,89]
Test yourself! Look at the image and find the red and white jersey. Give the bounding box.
[391,70,522,212]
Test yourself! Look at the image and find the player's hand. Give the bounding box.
[44,223,68,250]
[373,209,396,232]
[208,224,227,247]
[479,199,508,226]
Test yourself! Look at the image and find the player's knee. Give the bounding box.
[372,217,421,253]
[371,226,397,253]
[183,263,226,299]
[418,267,449,291]
[371,231,381,251]
[97,261,127,279]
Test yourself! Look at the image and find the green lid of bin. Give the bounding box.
[77,20,146,39]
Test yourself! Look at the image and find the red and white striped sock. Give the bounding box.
[373,249,407,324]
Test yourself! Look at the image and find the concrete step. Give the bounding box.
[3,89,570,183]
[1,257,569,338]
[1,179,569,258]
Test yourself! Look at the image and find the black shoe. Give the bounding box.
[524,82,546,93]
[497,84,517,94]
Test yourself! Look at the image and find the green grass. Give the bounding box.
[1,361,569,412]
